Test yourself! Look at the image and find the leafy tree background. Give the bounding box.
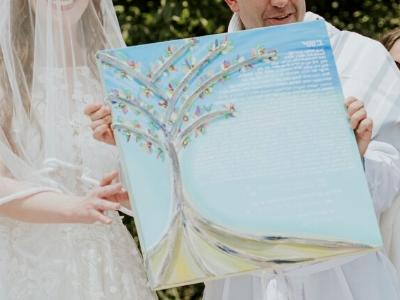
[113,0,400,46]
[113,0,400,299]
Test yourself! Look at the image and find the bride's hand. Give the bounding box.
[99,170,129,203]
[84,103,116,145]
[66,183,125,224]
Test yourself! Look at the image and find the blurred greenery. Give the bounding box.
[113,0,230,46]
[113,0,400,46]
[115,0,400,299]
[307,0,400,39]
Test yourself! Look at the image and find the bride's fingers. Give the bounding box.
[112,191,129,203]
[100,170,119,187]
[93,198,120,211]
[96,183,123,198]
[90,210,113,224]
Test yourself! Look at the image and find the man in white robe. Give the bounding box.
[203,1,400,299]
[86,1,400,298]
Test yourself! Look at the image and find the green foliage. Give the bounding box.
[114,0,400,47]
[115,1,400,299]
[308,0,400,39]
[113,0,231,45]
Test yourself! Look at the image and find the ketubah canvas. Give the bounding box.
[96,21,382,290]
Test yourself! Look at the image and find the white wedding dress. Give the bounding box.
[0,1,158,298]
[0,67,157,300]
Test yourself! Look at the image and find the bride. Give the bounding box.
[0,0,157,299]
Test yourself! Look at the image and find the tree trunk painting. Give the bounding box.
[97,35,369,289]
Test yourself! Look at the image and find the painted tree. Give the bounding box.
[97,36,278,286]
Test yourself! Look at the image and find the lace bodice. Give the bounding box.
[0,67,157,299]
[29,66,120,194]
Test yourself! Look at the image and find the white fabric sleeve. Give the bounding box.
[0,187,61,206]
[364,140,400,217]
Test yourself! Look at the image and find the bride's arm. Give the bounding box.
[0,159,123,224]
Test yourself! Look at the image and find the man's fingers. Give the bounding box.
[347,100,364,117]
[93,124,110,140]
[344,96,358,108]
[356,118,373,136]
[90,116,112,131]
[90,210,113,224]
[93,125,116,145]
[350,108,367,129]
[100,171,119,187]
[84,103,103,116]
[90,105,111,122]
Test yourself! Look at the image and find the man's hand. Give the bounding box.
[345,97,373,156]
[84,103,116,145]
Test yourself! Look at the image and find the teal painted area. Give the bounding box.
[97,20,382,253]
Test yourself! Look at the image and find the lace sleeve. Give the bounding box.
[0,174,61,207]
